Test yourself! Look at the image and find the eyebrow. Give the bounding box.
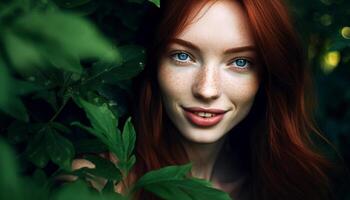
[168,38,257,54]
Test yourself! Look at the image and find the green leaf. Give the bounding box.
[25,129,50,168]
[122,117,136,158]
[148,0,160,7]
[88,45,144,86]
[51,122,71,134]
[144,179,231,200]
[15,12,119,60]
[83,155,122,181]
[14,80,43,96]
[96,84,129,118]
[75,98,118,138]
[45,126,75,170]
[0,138,22,200]
[126,155,136,172]
[102,180,115,194]
[3,30,45,72]
[102,180,126,200]
[31,169,48,186]
[72,98,124,165]
[3,98,29,122]
[102,180,127,199]
[54,180,125,200]
[0,65,29,121]
[134,164,192,189]
[5,11,121,75]
[133,163,231,200]
[53,180,99,200]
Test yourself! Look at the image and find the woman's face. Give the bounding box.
[158,0,260,144]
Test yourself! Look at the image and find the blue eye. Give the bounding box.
[177,53,189,60]
[232,58,250,68]
[171,52,192,63]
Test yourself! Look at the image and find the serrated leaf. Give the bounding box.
[71,121,116,155]
[45,126,75,170]
[73,99,124,164]
[75,98,118,137]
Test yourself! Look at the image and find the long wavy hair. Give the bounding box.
[130,0,335,199]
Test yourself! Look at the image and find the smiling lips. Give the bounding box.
[182,106,227,127]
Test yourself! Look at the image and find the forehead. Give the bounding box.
[175,0,255,49]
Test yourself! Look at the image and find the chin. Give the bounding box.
[180,129,227,144]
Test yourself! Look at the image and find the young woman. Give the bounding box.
[70,0,336,199]
[130,0,335,199]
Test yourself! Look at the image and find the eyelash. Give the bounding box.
[170,51,195,65]
[228,57,253,72]
[169,51,253,72]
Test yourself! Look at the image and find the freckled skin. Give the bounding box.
[158,0,260,144]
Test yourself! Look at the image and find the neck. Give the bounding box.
[180,135,227,181]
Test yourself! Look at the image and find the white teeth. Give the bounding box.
[195,112,216,118]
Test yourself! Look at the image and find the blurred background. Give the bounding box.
[289,0,350,197]
[0,0,349,199]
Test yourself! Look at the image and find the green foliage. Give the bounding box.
[0,138,21,200]
[133,164,231,200]
[148,0,160,7]
[0,0,232,199]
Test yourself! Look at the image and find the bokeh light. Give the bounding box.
[341,26,350,39]
[322,51,341,73]
[320,14,332,26]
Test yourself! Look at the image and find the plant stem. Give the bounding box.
[49,97,70,123]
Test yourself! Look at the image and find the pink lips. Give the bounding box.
[182,106,227,127]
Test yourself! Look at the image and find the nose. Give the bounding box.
[192,65,221,101]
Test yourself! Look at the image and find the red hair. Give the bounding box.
[131,0,334,199]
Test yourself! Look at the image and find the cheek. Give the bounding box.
[157,64,191,100]
[222,73,260,105]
